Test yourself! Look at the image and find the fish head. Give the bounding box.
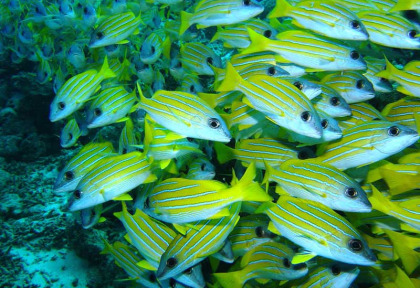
[397,29,420,49]
[289,109,323,139]
[60,127,77,148]
[327,92,352,117]
[89,28,107,48]
[80,204,102,229]
[230,0,264,20]
[49,95,72,122]
[157,250,195,281]
[194,114,232,142]
[339,181,372,213]
[343,17,369,41]
[373,122,419,155]
[344,49,367,70]
[177,264,205,288]
[336,236,377,266]
[54,167,79,193]
[68,184,102,211]
[85,104,105,129]
[347,74,375,103]
[319,115,342,142]
[293,79,322,100]
[58,0,75,18]
[323,262,360,286]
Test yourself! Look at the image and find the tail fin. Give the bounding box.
[268,0,293,18]
[385,229,420,275]
[255,201,276,214]
[390,0,415,12]
[214,142,235,164]
[375,56,398,81]
[380,164,419,195]
[241,28,270,55]
[198,92,218,108]
[216,63,242,92]
[99,56,117,80]
[228,162,273,202]
[369,184,392,213]
[179,11,192,36]
[213,270,245,288]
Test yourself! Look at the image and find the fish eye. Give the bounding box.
[321,119,328,129]
[166,257,177,268]
[348,239,363,252]
[149,274,156,283]
[77,3,82,8]
[201,163,206,170]
[267,66,276,76]
[350,20,360,29]
[255,226,265,237]
[330,96,340,106]
[206,57,213,65]
[169,278,176,288]
[184,267,193,274]
[96,31,104,39]
[190,85,195,93]
[35,6,40,13]
[208,118,221,129]
[350,50,360,60]
[83,7,88,14]
[187,137,194,142]
[331,265,341,275]
[122,148,127,154]
[356,79,365,89]
[94,108,102,116]
[58,101,66,110]
[176,61,182,68]
[298,150,308,160]
[294,81,303,90]
[408,30,417,38]
[283,258,291,268]
[67,133,73,140]
[144,197,150,208]
[243,0,251,6]
[345,187,358,198]
[263,30,272,38]
[388,126,400,136]
[64,171,75,180]
[300,111,311,122]
[74,189,83,199]
[380,77,388,83]
[151,46,155,54]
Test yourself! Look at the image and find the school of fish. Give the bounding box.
[2,0,420,287]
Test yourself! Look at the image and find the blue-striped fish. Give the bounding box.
[369,185,420,231]
[68,151,157,211]
[217,64,322,139]
[180,74,204,95]
[156,203,241,280]
[376,58,420,97]
[179,0,264,35]
[382,97,420,132]
[269,0,368,41]
[283,78,322,100]
[317,121,419,170]
[264,159,372,212]
[242,29,366,71]
[385,229,420,275]
[137,87,231,142]
[101,240,160,288]
[312,84,351,117]
[221,100,267,130]
[289,261,360,288]
[214,242,308,288]
[391,0,420,11]
[86,86,136,129]
[54,142,115,193]
[364,57,393,93]
[118,118,139,154]
[229,214,277,257]
[49,57,116,122]
[357,11,420,49]
[180,42,222,75]
[320,71,375,104]
[211,19,277,49]
[256,197,377,265]
[338,102,385,130]
[144,162,271,223]
[60,118,82,148]
[198,91,243,109]
[89,11,142,48]
[214,138,301,169]
[185,156,216,180]
[140,31,168,64]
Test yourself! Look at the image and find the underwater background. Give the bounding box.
[1,0,420,287]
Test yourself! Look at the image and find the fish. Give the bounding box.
[214,138,302,169]
[357,11,420,49]
[60,118,82,148]
[288,261,360,288]
[68,151,157,211]
[140,31,168,64]
[198,91,243,109]
[54,142,115,193]
[156,203,241,280]
[180,74,204,95]
[263,159,372,212]
[214,242,308,288]
[376,58,420,97]
[217,63,322,139]
[137,86,231,142]
[391,0,420,11]
[382,97,420,132]
[86,86,136,129]
[282,78,322,100]
[311,84,352,117]
[179,0,264,35]
[180,42,222,75]
[229,214,277,257]
[269,0,368,40]
[118,118,139,154]
[185,156,216,180]
[385,229,420,275]
[242,29,367,71]
[338,102,385,130]
[316,121,419,170]
[67,43,86,70]
[363,57,393,93]
[49,56,116,122]
[320,71,375,104]
[143,162,271,223]
[89,11,142,48]
[256,197,377,266]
